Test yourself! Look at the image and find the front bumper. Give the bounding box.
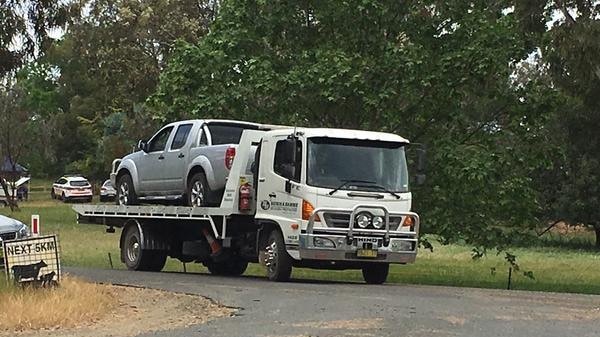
[299,205,419,264]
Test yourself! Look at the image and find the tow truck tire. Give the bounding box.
[187,172,211,207]
[116,174,137,206]
[362,263,389,284]
[205,256,248,276]
[146,251,167,272]
[265,230,292,282]
[121,225,166,271]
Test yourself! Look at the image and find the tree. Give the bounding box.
[516,1,600,247]
[0,0,78,77]
[0,84,33,209]
[153,1,558,252]
[33,0,218,179]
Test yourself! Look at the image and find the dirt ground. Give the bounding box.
[5,284,235,337]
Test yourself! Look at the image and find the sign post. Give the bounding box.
[31,214,40,237]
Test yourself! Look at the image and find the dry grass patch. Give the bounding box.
[0,276,115,332]
[0,276,235,337]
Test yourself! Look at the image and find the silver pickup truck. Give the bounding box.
[111,119,261,206]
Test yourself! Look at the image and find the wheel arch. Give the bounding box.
[256,220,282,255]
[186,156,217,191]
[116,160,140,193]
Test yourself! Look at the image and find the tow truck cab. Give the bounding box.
[251,128,420,281]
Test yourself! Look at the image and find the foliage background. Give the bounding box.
[1,0,599,249]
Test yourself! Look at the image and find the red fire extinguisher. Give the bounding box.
[239,183,252,211]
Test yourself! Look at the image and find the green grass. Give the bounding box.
[2,198,600,295]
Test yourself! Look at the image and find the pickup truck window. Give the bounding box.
[171,124,193,150]
[274,139,302,182]
[148,126,173,152]
[207,124,258,145]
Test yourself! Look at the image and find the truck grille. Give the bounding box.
[0,232,17,241]
[322,213,403,231]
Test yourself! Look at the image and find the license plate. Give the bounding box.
[356,249,378,258]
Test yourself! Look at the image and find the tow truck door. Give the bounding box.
[256,135,303,244]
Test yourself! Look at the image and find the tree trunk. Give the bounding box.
[595,224,600,250]
[0,175,18,211]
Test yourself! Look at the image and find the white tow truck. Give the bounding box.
[73,126,423,284]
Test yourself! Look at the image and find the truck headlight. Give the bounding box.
[355,212,371,228]
[372,216,384,229]
[314,237,336,248]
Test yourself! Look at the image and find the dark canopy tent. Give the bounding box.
[0,157,29,176]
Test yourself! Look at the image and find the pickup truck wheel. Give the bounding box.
[187,173,211,207]
[116,174,137,206]
[265,230,292,282]
[362,263,389,284]
[121,225,165,271]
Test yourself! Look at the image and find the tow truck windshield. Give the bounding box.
[307,137,409,193]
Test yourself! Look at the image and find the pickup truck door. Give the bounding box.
[161,123,194,194]
[256,135,304,244]
[138,126,174,193]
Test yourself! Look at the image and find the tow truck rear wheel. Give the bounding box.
[205,256,248,276]
[121,225,166,271]
[265,230,292,282]
[362,263,389,284]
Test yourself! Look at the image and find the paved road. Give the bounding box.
[67,267,600,337]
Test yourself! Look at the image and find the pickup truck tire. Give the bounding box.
[205,256,248,276]
[116,174,137,206]
[362,263,389,284]
[121,225,166,271]
[265,230,292,282]
[187,172,211,207]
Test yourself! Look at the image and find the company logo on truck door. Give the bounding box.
[270,201,298,213]
[261,200,271,210]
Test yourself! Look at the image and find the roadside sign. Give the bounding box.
[3,235,60,285]
[31,214,40,236]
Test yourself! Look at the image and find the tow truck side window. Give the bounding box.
[147,126,173,152]
[274,139,302,182]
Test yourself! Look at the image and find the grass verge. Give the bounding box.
[0,276,115,332]
[2,198,600,295]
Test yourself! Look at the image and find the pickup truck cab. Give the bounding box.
[111,119,261,206]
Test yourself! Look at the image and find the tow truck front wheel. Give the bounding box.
[121,225,166,272]
[265,230,292,282]
[362,263,389,284]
